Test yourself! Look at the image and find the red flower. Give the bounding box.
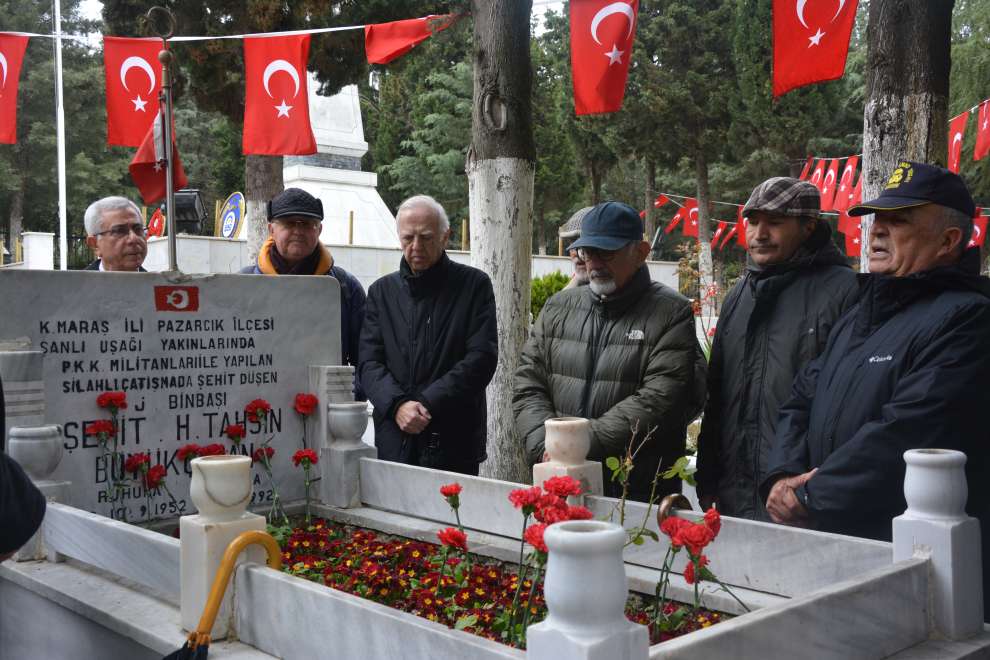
[96,391,127,411]
[144,464,167,490]
[683,554,709,585]
[542,475,583,498]
[224,424,246,444]
[566,505,594,521]
[437,527,468,552]
[660,516,690,547]
[533,493,569,524]
[124,452,150,475]
[704,507,721,538]
[294,393,319,416]
[176,444,201,462]
[199,443,226,457]
[293,448,319,467]
[508,486,542,515]
[680,522,715,555]
[245,399,272,423]
[252,446,275,464]
[84,420,116,439]
[440,483,462,498]
[523,523,548,554]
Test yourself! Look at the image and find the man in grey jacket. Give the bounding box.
[695,177,859,519]
[513,202,705,502]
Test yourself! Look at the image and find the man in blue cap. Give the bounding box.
[513,201,706,502]
[761,161,989,619]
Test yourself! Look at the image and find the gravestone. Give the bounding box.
[0,270,340,520]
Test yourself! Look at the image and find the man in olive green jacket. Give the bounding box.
[513,202,705,502]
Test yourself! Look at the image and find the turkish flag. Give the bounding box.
[154,286,199,312]
[798,155,814,180]
[947,112,969,173]
[147,207,165,237]
[720,223,737,249]
[808,159,826,192]
[837,210,858,236]
[243,35,316,156]
[711,221,728,249]
[974,101,990,162]
[736,206,748,248]
[832,155,859,212]
[571,0,639,115]
[773,0,858,96]
[843,228,861,258]
[682,198,699,237]
[664,207,684,234]
[970,209,986,249]
[364,15,456,65]
[104,37,162,147]
[129,111,188,205]
[819,158,841,210]
[654,194,669,208]
[0,34,30,144]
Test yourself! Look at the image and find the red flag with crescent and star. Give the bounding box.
[664,206,684,234]
[736,206,748,248]
[243,35,316,156]
[0,33,30,144]
[948,111,969,173]
[129,110,188,205]
[819,158,841,210]
[970,209,986,249]
[843,223,861,257]
[364,15,456,64]
[720,223,737,249]
[808,158,826,192]
[571,0,639,115]
[772,0,859,97]
[974,101,990,162]
[832,155,858,212]
[681,198,699,237]
[711,221,728,249]
[104,37,162,147]
[654,194,669,208]
[798,155,814,180]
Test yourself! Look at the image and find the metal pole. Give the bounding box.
[53,0,68,270]
[159,48,177,271]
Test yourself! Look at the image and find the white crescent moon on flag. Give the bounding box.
[0,52,7,89]
[831,0,847,22]
[823,169,836,190]
[263,59,301,99]
[590,2,635,46]
[689,207,699,221]
[167,290,190,310]
[796,0,809,29]
[119,56,156,94]
[952,133,963,164]
[811,168,823,184]
[974,224,982,240]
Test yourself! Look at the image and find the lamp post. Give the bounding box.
[147,7,179,271]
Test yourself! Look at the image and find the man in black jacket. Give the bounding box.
[359,195,497,475]
[696,178,858,519]
[761,162,990,617]
[1,375,47,561]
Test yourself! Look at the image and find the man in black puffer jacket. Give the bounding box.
[696,178,859,520]
[359,195,497,475]
[761,162,990,620]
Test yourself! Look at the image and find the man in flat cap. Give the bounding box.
[513,201,706,502]
[695,178,858,520]
[242,188,366,394]
[760,162,990,618]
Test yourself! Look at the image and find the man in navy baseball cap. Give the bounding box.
[567,201,647,297]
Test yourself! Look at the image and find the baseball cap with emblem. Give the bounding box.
[568,201,644,252]
[268,188,324,222]
[848,161,975,218]
[742,177,821,218]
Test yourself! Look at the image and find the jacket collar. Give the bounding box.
[257,237,333,275]
[586,264,652,313]
[400,251,451,296]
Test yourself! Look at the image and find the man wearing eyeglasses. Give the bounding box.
[83,196,148,272]
[513,201,706,502]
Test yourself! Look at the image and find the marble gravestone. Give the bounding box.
[0,270,340,520]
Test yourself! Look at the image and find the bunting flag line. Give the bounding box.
[808,159,826,192]
[720,223,738,249]
[364,15,455,65]
[711,221,728,249]
[735,205,748,248]
[129,110,188,204]
[772,0,859,96]
[570,0,639,115]
[242,34,317,156]
[682,198,700,237]
[654,194,669,208]
[664,206,685,234]
[0,33,30,144]
[948,112,969,174]
[970,209,986,249]
[819,158,841,211]
[974,100,990,162]
[104,37,162,147]
[833,155,859,212]
[798,155,814,180]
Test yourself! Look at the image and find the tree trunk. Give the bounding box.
[244,155,284,264]
[644,157,657,246]
[468,0,536,485]
[589,163,603,205]
[8,182,24,254]
[861,0,954,271]
[695,151,716,321]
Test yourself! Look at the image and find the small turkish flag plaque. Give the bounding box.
[154,285,199,312]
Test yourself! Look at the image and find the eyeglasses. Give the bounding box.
[275,218,320,230]
[576,247,620,263]
[95,223,147,239]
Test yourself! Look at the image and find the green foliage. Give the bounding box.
[950,0,990,204]
[530,270,570,320]
[661,455,697,487]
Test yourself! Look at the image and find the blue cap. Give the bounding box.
[848,161,975,218]
[568,201,644,251]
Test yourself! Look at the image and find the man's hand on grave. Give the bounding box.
[395,401,432,435]
[766,469,816,526]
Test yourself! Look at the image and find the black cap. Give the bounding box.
[267,188,324,222]
[848,161,975,218]
[568,201,644,251]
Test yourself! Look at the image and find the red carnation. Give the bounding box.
[660,516,690,548]
[245,399,272,423]
[84,419,116,439]
[224,424,246,444]
[294,393,319,416]
[96,391,127,412]
[508,486,543,515]
[144,464,167,490]
[542,475,583,498]
[440,483,462,498]
[523,523,548,554]
[292,448,319,467]
[437,527,468,552]
[124,452,150,475]
[566,505,594,521]
[199,443,226,457]
[704,507,721,538]
[683,554,709,585]
[252,446,275,464]
[680,522,715,555]
[176,444,201,462]
[533,493,569,524]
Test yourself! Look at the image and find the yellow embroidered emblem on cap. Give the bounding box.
[885,162,913,190]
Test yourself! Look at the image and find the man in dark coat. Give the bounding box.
[514,202,706,502]
[358,195,497,475]
[83,196,148,272]
[0,375,47,562]
[760,161,990,618]
[696,178,858,519]
[241,188,366,398]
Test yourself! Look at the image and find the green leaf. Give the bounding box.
[455,614,479,630]
[631,534,645,546]
[606,456,621,470]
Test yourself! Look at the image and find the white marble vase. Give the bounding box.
[8,424,63,481]
[189,455,252,522]
[544,417,591,466]
[902,448,968,519]
[327,402,369,447]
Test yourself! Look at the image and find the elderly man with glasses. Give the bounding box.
[83,196,149,272]
[513,201,706,503]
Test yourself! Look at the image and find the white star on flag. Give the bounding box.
[131,95,148,112]
[604,44,624,65]
[275,99,293,118]
[808,28,825,47]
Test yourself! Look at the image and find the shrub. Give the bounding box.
[531,271,571,319]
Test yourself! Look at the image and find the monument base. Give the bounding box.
[527,618,648,660]
[533,460,604,498]
[14,480,70,562]
[321,443,376,508]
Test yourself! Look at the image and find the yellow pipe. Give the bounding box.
[186,530,282,648]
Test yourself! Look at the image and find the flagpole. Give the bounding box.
[148,7,177,271]
[53,0,68,270]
